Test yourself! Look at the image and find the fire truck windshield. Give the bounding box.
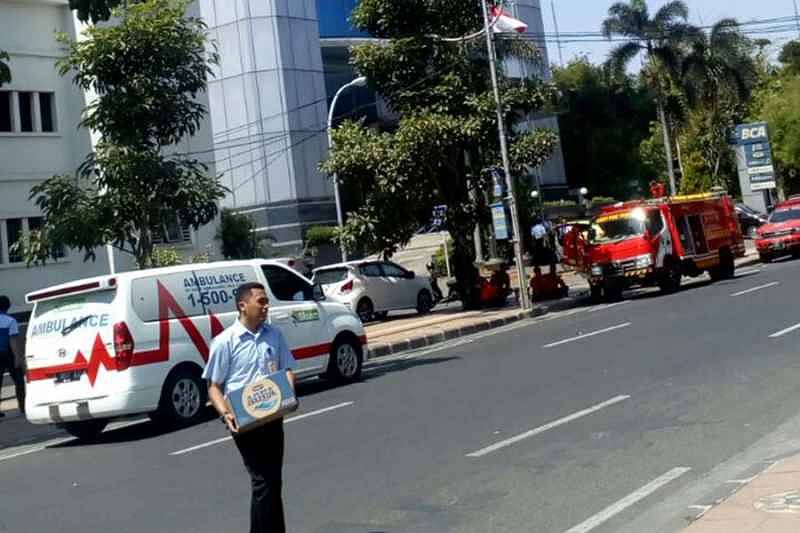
[591,210,647,243]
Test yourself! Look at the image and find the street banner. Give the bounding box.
[491,201,510,240]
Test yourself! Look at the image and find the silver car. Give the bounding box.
[312,260,435,322]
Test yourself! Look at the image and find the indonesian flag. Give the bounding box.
[490,5,528,34]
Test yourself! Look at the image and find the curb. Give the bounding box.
[367,306,547,359]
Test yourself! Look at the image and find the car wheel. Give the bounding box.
[356,298,374,323]
[61,419,109,441]
[374,311,389,321]
[152,366,207,427]
[326,336,363,383]
[658,258,682,294]
[416,290,433,315]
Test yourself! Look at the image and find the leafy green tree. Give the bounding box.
[69,0,127,23]
[321,0,558,308]
[779,40,800,73]
[552,57,655,198]
[24,0,227,269]
[602,0,699,195]
[750,74,800,195]
[678,19,755,188]
[216,210,259,260]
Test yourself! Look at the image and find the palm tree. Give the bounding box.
[680,19,757,184]
[602,0,699,195]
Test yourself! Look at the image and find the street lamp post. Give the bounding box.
[327,76,368,262]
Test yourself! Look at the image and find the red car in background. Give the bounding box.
[756,197,800,263]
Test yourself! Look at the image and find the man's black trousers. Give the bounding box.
[233,420,285,533]
[0,351,24,413]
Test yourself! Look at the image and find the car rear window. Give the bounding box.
[313,268,350,285]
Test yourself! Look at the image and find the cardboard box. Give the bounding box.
[226,370,298,433]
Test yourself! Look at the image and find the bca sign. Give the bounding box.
[734,122,769,145]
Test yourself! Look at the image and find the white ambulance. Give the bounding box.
[23,260,367,440]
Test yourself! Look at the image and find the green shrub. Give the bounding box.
[215,209,258,259]
[305,226,338,248]
[151,247,182,268]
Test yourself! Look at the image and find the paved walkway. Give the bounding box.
[685,455,800,532]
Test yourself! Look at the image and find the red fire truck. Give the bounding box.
[563,191,745,301]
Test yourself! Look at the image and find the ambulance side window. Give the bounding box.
[261,265,314,302]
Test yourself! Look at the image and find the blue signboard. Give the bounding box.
[733,122,776,191]
[491,202,510,240]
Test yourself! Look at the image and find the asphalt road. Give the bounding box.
[2,257,800,533]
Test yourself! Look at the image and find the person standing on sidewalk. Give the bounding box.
[203,282,297,533]
[0,295,24,417]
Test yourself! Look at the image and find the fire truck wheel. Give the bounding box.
[61,419,109,441]
[710,249,735,280]
[659,258,682,293]
[604,284,624,302]
[759,253,773,264]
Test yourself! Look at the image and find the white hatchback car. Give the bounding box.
[312,260,435,322]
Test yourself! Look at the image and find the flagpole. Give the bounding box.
[481,0,529,311]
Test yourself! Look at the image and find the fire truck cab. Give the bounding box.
[563,192,745,301]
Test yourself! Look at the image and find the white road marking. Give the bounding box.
[543,323,632,349]
[769,322,800,339]
[562,467,692,533]
[737,268,761,276]
[730,282,779,297]
[466,395,630,458]
[725,477,757,484]
[170,401,354,456]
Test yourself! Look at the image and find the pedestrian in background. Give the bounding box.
[0,295,24,417]
[204,282,297,533]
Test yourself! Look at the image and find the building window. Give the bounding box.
[152,213,192,245]
[18,92,33,132]
[0,92,11,132]
[6,218,23,263]
[0,90,57,133]
[27,217,65,258]
[39,93,55,132]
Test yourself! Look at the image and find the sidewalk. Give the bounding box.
[685,455,800,532]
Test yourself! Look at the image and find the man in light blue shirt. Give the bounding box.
[204,282,296,533]
[0,295,23,418]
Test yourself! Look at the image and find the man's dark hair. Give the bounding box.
[0,295,10,313]
[235,282,266,310]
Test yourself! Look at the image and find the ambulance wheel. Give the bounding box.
[62,419,109,441]
[659,258,682,293]
[327,335,363,383]
[153,365,208,427]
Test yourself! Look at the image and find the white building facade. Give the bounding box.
[0,0,218,313]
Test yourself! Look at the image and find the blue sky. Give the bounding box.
[541,0,800,67]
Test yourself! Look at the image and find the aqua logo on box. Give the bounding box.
[243,380,282,418]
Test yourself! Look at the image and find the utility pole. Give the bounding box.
[794,0,800,37]
[551,1,564,67]
[481,0,529,311]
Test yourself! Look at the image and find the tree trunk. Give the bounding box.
[675,137,685,183]
[136,225,153,269]
[657,96,677,195]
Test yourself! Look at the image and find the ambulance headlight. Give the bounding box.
[634,254,652,268]
[591,265,603,276]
